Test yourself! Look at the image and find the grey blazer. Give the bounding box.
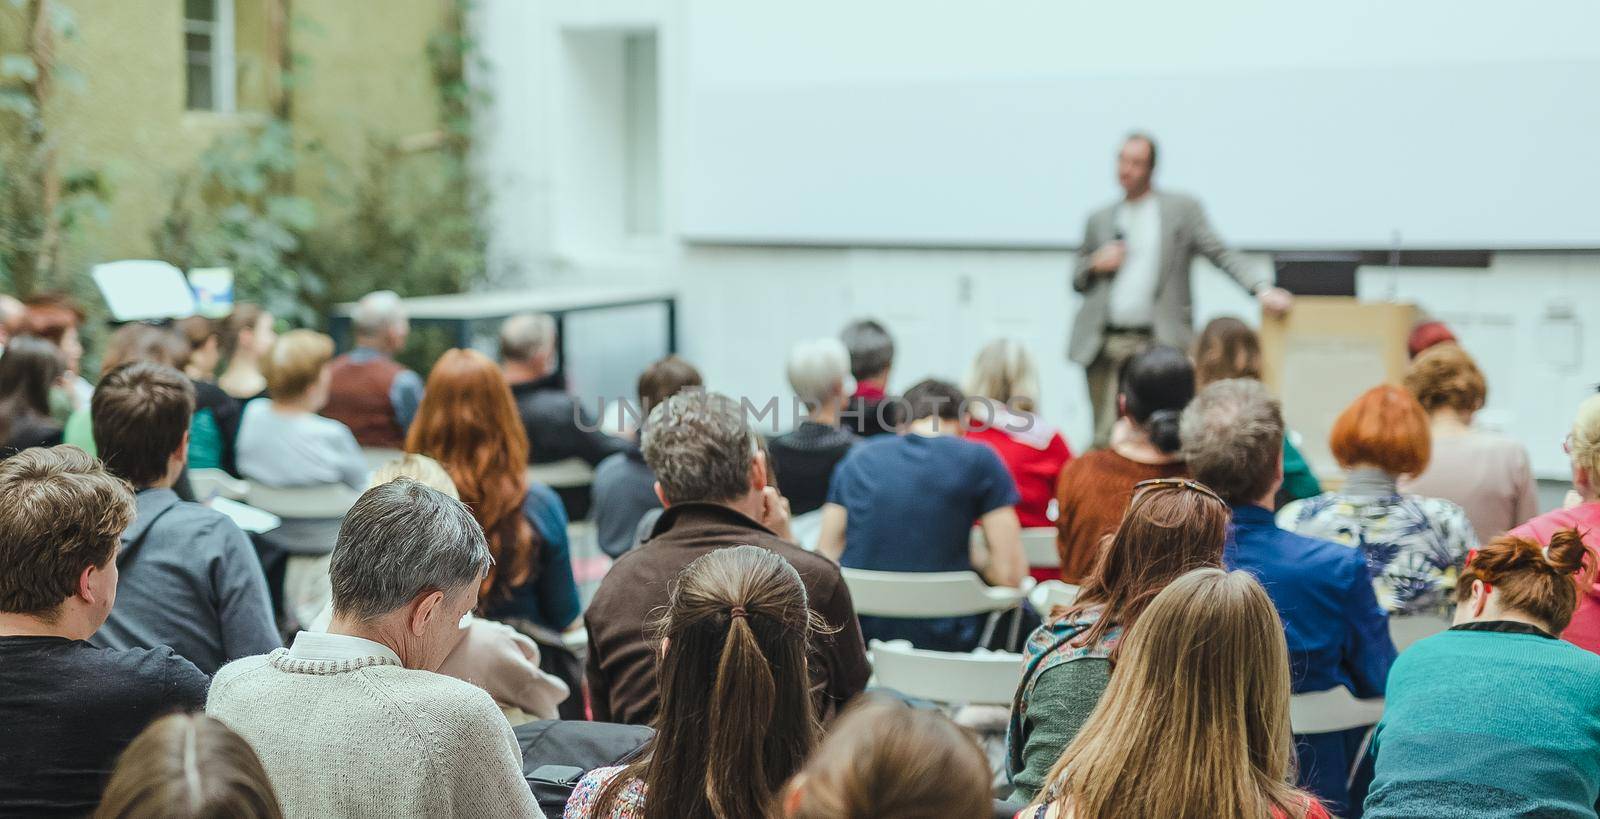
[1067,191,1266,366]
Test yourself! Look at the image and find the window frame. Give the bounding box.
[183,0,237,114]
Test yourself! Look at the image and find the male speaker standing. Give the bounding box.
[1069,133,1293,449]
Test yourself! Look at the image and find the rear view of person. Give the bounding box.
[769,337,860,516]
[1366,532,1600,817]
[94,713,283,819]
[236,330,369,490]
[590,355,703,558]
[1023,569,1330,819]
[0,447,210,816]
[566,545,820,819]
[777,695,992,819]
[839,318,901,436]
[965,339,1073,540]
[320,290,423,448]
[0,335,67,457]
[1512,394,1600,652]
[818,379,1025,651]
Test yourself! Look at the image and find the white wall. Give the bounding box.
[475,0,1600,473]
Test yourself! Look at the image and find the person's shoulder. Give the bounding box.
[211,652,276,689]
[160,496,244,537]
[1160,190,1203,211]
[523,481,568,523]
[386,666,503,715]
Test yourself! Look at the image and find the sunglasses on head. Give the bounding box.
[1132,477,1225,505]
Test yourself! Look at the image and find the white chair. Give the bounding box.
[527,458,596,489]
[1029,580,1080,614]
[361,447,405,470]
[1289,687,1384,735]
[867,640,1024,706]
[189,468,247,501]
[1020,527,1059,568]
[842,568,1029,649]
[1390,613,1450,651]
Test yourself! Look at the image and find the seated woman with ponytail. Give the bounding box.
[564,545,819,819]
[1365,531,1600,818]
[1052,345,1193,584]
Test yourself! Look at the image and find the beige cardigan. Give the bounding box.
[207,649,540,818]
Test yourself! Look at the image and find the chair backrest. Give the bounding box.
[1390,613,1451,651]
[361,447,406,471]
[842,568,1024,618]
[1021,527,1059,567]
[244,482,362,520]
[1029,580,1080,614]
[868,640,1024,706]
[190,468,248,501]
[527,457,596,489]
[1289,686,1385,734]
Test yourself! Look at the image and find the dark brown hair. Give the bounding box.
[94,713,283,819]
[220,304,266,361]
[1404,343,1486,414]
[1192,317,1262,388]
[597,545,820,819]
[93,363,197,489]
[98,324,189,378]
[1457,531,1596,632]
[0,446,134,618]
[0,335,66,442]
[20,293,83,346]
[638,355,703,416]
[1066,480,1230,653]
[777,695,990,819]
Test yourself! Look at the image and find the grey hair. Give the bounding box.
[786,337,852,411]
[330,478,491,620]
[641,390,758,505]
[966,338,1039,413]
[1179,379,1284,505]
[350,290,407,337]
[840,318,894,381]
[498,313,557,363]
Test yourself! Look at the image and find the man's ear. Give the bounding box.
[409,590,446,637]
[77,564,101,605]
[750,450,769,493]
[653,481,670,509]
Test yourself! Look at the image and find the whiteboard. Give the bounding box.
[682,0,1600,250]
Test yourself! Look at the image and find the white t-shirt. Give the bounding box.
[1106,195,1163,328]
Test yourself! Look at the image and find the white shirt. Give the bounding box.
[286,630,402,664]
[1106,194,1163,328]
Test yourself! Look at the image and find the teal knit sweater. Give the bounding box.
[1365,625,1600,818]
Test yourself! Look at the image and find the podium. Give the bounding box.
[1260,297,1418,481]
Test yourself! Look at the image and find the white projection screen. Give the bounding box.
[682,1,1600,250]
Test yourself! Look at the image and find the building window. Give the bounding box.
[184,0,236,113]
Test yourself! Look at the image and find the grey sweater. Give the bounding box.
[92,488,279,675]
[1009,658,1112,802]
[208,649,541,818]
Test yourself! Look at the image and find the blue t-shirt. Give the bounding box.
[826,433,1019,650]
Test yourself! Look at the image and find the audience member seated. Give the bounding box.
[236,329,368,489]
[206,479,541,817]
[1278,384,1477,614]
[567,545,819,819]
[20,292,91,411]
[1192,317,1321,504]
[818,379,1025,651]
[778,695,992,819]
[174,316,244,473]
[0,336,67,457]
[1022,569,1331,819]
[88,362,278,675]
[407,349,580,634]
[1182,379,1395,814]
[0,447,209,816]
[769,337,860,516]
[500,314,627,505]
[585,390,869,725]
[1052,345,1190,584]
[1400,343,1537,544]
[840,318,901,436]
[1407,319,1457,359]
[965,339,1074,542]
[320,290,422,449]
[1365,532,1600,818]
[62,323,190,455]
[1007,478,1229,802]
[94,713,284,819]
[591,354,702,558]
[1508,394,1600,652]
[218,303,277,401]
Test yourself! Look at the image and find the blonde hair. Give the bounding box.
[94,713,282,819]
[1033,569,1311,819]
[1570,395,1600,485]
[262,330,334,400]
[786,338,852,412]
[966,338,1040,413]
[368,453,460,499]
[1404,343,1486,414]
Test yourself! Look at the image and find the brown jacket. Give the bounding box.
[584,502,870,725]
[1054,449,1187,584]
[321,352,406,449]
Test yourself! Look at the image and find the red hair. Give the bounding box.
[1458,531,1595,632]
[1329,384,1431,476]
[405,349,536,608]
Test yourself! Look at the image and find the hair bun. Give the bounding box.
[1146,408,1183,454]
[1544,529,1593,577]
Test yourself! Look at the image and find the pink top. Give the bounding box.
[1508,502,1600,653]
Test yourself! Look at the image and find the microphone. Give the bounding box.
[1113,229,1125,242]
